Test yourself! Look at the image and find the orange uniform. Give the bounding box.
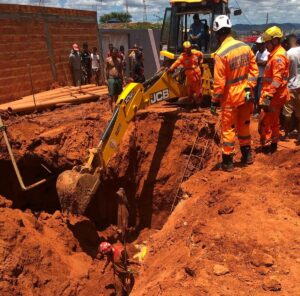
[170,50,203,102]
[259,45,290,144]
[212,36,259,155]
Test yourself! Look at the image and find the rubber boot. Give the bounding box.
[241,145,254,165]
[221,154,234,172]
[270,142,278,153]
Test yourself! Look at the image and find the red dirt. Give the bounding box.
[0,99,300,295]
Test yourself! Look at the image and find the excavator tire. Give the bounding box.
[56,170,100,215]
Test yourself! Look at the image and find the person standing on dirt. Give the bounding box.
[69,43,81,87]
[116,187,130,241]
[98,242,135,296]
[81,42,92,85]
[91,47,101,86]
[105,48,123,111]
[133,52,145,83]
[259,26,290,153]
[119,45,127,73]
[255,37,269,115]
[107,43,114,57]
[282,34,300,143]
[211,15,258,171]
[168,41,203,106]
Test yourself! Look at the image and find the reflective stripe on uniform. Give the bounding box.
[225,74,248,86]
[218,42,247,58]
[271,81,281,87]
[214,93,224,99]
[238,135,251,140]
[223,142,235,147]
[248,77,258,82]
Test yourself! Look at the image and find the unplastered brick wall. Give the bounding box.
[0,4,100,104]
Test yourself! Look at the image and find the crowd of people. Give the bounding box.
[69,42,145,111]
[69,42,101,86]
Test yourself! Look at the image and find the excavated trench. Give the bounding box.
[0,103,219,231]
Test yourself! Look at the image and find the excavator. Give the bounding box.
[56,0,241,214]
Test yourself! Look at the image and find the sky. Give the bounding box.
[0,0,299,24]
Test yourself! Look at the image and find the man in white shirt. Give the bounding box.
[282,34,300,143]
[255,37,269,114]
[91,47,101,85]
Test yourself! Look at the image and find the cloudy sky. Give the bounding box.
[0,0,299,24]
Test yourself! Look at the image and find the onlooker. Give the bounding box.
[189,14,204,50]
[69,43,81,87]
[81,42,92,84]
[129,44,139,77]
[107,43,113,57]
[255,36,269,114]
[91,47,101,86]
[282,34,300,143]
[133,52,145,83]
[119,45,127,73]
[105,48,123,111]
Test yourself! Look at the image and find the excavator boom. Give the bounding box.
[56,70,188,214]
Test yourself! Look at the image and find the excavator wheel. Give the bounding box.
[56,170,100,215]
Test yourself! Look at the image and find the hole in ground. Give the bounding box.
[0,111,219,232]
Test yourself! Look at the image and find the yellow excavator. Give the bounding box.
[56,0,241,214]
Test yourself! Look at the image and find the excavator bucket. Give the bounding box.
[56,170,100,215]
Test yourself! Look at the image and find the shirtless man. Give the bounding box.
[105,48,123,111]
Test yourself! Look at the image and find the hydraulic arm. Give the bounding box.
[56,70,186,214]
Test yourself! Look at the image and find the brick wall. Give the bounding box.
[0,4,100,104]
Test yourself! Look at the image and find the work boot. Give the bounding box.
[240,145,254,165]
[270,142,278,153]
[221,154,234,172]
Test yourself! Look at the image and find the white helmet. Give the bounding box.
[256,36,264,44]
[213,15,232,32]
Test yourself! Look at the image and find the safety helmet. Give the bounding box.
[183,41,192,49]
[262,26,283,42]
[99,242,113,254]
[213,15,232,32]
[256,36,264,44]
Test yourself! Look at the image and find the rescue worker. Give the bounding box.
[98,242,136,296]
[168,41,203,105]
[259,26,290,153]
[211,15,259,171]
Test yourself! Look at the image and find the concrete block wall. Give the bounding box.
[0,4,100,104]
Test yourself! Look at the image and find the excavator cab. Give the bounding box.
[160,0,241,96]
[160,0,241,55]
[161,0,229,55]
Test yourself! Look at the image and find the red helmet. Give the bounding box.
[99,242,112,254]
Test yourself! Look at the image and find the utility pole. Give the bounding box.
[143,0,147,22]
[125,0,129,15]
[266,12,269,25]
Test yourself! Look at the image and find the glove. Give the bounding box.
[244,87,253,102]
[210,101,219,116]
[259,94,273,112]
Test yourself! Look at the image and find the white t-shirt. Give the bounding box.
[256,49,269,78]
[91,53,100,69]
[287,46,300,90]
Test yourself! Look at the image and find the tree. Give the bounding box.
[100,12,132,23]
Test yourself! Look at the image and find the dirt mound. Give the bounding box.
[132,142,300,295]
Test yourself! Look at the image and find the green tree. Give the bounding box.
[100,12,132,23]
